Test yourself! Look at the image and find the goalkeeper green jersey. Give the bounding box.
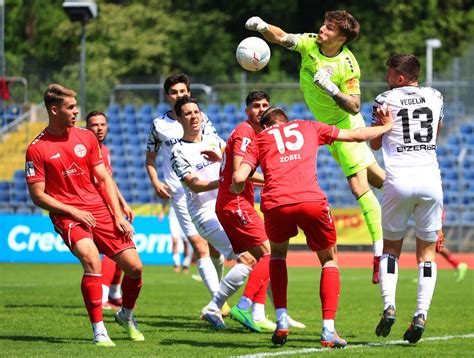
[290,33,361,125]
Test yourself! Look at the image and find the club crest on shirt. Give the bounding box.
[74,144,87,158]
[25,161,35,177]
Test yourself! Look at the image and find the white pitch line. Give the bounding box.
[230,333,474,358]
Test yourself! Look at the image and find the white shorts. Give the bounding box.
[171,191,199,238]
[382,175,443,242]
[168,204,187,241]
[193,212,237,261]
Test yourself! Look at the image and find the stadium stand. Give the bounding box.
[0,101,472,228]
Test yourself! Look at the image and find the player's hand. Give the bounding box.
[153,181,171,199]
[245,16,269,33]
[71,208,96,227]
[201,149,222,162]
[375,104,393,129]
[313,69,340,97]
[122,204,134,223]
[115,215,134,240]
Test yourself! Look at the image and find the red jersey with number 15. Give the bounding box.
[242,120,339,212]
[25,126,107,211]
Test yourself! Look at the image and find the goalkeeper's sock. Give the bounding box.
[357,190,383,245]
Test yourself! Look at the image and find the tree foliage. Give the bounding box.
[4,0,474,110]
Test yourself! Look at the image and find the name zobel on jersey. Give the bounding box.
[396,144,437,153]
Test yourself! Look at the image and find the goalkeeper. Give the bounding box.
[246,10,385,284]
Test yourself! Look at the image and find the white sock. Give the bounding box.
[109,284,121,299]
[275,308,287,322]
[379,253,398,310]
[120,307,133,320]
[252,302,266,322]
[197,257,220,296]
[172,253,181,267]
[415,261,437,319]
[102,284,110,303]
[373,239,384,257]
[92,321,107,335]
[322,319,335,332]
[182,252,192,268]
[211,254,225,282]
[212,263,251,309]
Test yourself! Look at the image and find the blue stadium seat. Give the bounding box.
[156,103,170,115]
[0,180,10,191]
[139,104,154,117]
[107,104,121,117]
[123,104,136,116]
[108,125,122,136]
[13,170,25,181]
[12,190,28,203]
[4,104,22,123]
[0,205,14,214]
[0,190,10,203]
[206,103,220,115]
[223,103,237,114]
[446,135,461,146]
[275,103,289,112]
[460,123,474,136]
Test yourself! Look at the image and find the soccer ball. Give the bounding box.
[236,37,271,71]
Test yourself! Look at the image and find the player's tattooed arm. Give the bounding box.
[333,93,361,115]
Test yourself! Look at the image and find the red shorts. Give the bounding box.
[51,207,135,258]
[264,200,336,252]
[216,207,268,254]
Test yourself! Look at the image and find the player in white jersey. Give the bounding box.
[171,96,268,330]
[146,73,228,306]
[370,55,443,344]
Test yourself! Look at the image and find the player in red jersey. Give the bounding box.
[233,107,393,348]
[216,91,303,332]
[86,111,135,310]
[25,84,144,346]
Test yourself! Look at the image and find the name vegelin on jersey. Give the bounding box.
[396,144,436,152]
[400,97,426,106]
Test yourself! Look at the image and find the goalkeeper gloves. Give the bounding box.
[245,16,269,33]
[313,69,340,97]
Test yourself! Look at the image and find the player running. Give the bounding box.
[86,110,133,310]
[26,84,144,346]
[233,106,392,347]
[245,10,385,283]
[371,55,444,343]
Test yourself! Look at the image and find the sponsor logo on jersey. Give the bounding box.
[74,144,87,158]
[396,144,437,152]
[62,162,85,177]
[50,152,61,159]
[240,137,252,151]
[346,78,359,92]
[196,161,214,170]
[25,161,35,177]
[164,138,181,146]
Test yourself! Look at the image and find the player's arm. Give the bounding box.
[245,16,297,48]
[93,163,133,238]
[232,162,253,194]
[338,106,393,142]
[145,150,171,199]
[313,69,361,115]
[369,121,383,151]
[182,173,219,193]
[28,181,96,227]
[233,154,264,184]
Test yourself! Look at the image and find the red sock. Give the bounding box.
[243,254,270,303]
[270,258,287,309]
[111,264,123,285]
[121,276,142,309]
[442,251,460,268]
[81,274,103,323]
[320,266,340,320]
[101,256,116,287]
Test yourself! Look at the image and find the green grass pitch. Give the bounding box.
[0,263,472,356]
